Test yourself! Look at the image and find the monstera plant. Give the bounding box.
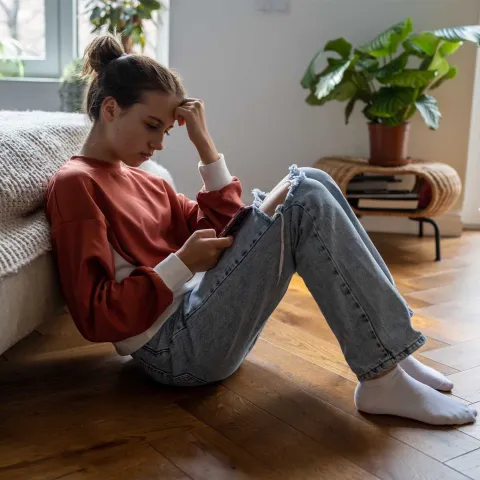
[301,18,480,166]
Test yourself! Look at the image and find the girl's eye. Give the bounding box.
[146,124,159,131]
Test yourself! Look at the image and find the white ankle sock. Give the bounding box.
[355,366,477,425]
[400,356,454,391]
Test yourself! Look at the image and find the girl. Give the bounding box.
[46,35,476,426]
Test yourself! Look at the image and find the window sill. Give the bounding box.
[0,76,60,83]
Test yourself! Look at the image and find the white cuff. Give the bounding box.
[198,154,233,191]
[154,253,193,292]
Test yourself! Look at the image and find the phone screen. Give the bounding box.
[219,206,252,237]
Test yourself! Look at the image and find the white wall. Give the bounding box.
[159,0,479,223]
[463,42,480,227]
[0,79,61,111]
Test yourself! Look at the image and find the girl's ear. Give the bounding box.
[101,96,119,123]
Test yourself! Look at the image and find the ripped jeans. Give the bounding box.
[132,166,425,385]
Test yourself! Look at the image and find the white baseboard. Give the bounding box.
[359,210,463,238]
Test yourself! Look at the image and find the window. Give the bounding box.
[77,0,165,60]
[0,0,75,78]
[0,0,46,58]
[0,0,168,78]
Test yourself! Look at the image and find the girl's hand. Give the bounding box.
[175,98,219,164]
[176,229,233,273]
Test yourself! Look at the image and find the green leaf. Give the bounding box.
[141,0,162,10]
[314,60,352,100]
[306,80,356,106]
[109,7,122,27]
[324,38,352,59]
[359,18,413,57]
[89,6,102,22]
[403,39,429,58]
[374,52,409,79]
[137,7,153,19]
[306,92,326,105]
[363,104,378,123]
[327,57,347,67]
[439,40,463,57]
[301,39,353,89]
[428,53,450,78]
[429,25,480,45]
[329,80,357,101]
[430,66,458,90]
[367,87,416,117]
[123,23,135,38]
[379,69,437,88]
[345,95,359,124]
[415,95,441,129]
[409,32,440,56]
[381,113,408,126]
[301,49,323,89]
[356,57,379,71]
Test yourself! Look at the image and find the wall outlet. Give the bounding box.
[255,0,290,13]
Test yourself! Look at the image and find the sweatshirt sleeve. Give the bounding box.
[46,173,185,344]
[177,154,245,234]
[51,217,178,343]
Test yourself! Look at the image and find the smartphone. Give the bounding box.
[218,206,253,238]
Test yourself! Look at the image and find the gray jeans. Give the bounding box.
[132,166,425,385]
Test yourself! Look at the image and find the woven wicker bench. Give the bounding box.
[313,156,463,261]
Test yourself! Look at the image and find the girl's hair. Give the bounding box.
[82,34,186,121]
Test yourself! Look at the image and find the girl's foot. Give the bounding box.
[355,366,476,425]
[400,356,454,391]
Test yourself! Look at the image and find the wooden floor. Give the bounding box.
[1,232,480,480]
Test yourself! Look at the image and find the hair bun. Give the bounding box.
[82,34,124,79]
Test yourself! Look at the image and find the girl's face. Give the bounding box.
[102,91,182,167]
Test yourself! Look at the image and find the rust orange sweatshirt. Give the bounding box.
[45,155,243,352]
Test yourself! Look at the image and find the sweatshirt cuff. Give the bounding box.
[154,253,193,292]
[198,154,233,191]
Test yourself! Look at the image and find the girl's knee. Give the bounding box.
[260,181,290,216]
[300,167,334,186]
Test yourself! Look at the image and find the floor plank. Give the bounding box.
[0,440,191,480]
[446,449,480,479]
[423,339,480,371]
[448,367,480,403]
[148,424,277,479]
[178,386,377,479]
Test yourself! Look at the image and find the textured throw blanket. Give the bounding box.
[0,111,176,279]
[0,111,90,278]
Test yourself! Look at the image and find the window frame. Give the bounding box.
[1,0,169,80]
[1,0,76,78]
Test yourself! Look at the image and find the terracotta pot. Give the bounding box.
[368,122,411,167]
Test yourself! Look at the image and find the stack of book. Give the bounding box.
[346,173,420,211]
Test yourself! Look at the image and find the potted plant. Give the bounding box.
[0,37,24,77]
[85,0,165,53]
[59,0,165,112]
[301,19,480,166]
[59,58,87,112]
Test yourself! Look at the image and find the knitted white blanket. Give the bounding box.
[0,110,176,279]
[0,111,90,278]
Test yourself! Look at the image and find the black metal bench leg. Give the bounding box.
[409,217,441,261]
[421,218,441,261]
